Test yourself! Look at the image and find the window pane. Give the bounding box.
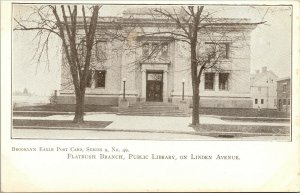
[283,84,287,92]
[219,73,229,90]
[147,73,162,81]
[261,99,264,104]
[205,73,215,90]
[160,43,168,58]
[95,70,106,88]
[255,99,258,104]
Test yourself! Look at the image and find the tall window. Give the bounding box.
[205,73,215,90]
[205,42,230,59]
[95,70,106,88]
[261,99,264,104]
[219,73,229,90]
[255,99,258,104]
[283,84,287,93]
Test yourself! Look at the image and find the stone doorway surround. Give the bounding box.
[140,64,169,102]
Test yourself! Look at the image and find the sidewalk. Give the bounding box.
[13,113,290,136]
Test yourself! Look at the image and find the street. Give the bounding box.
[12,128,290,141]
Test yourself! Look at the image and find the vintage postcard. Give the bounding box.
[1,0,300,192]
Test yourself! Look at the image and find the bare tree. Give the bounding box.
[14,5,100,123]
[151,6,264,126]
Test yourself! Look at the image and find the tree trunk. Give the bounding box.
[73,91,85,123]
[190,38,200,126]
[192,82,200,126]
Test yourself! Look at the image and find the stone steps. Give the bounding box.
[118,102,189,117]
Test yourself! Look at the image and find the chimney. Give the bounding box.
[262,66,267,73]
[255,70,260,74]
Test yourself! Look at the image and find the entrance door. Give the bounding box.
[146,72,163,102]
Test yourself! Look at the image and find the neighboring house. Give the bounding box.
[250,67,278,109]
[277,77,291,112]
[57,8,260,108]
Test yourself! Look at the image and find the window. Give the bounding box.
[219,73,229,90]
[152,42,159,54]
[288,99,290,105]
[160,43,169,58]
[255,99,258,104]
[147,73,163,81]
[205,42,230,59]
[261,99,264,104]
[283,99,286,105]
[205,73,215,90]
[95,40,107,63]
[95,70,106,88]
[283,84,287,92]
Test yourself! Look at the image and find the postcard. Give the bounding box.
[1,0,300,192]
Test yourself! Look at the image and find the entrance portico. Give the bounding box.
[140,64,169,102]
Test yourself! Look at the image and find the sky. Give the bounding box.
[12,5,292,96]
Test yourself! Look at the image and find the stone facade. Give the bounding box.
[250,67,278,109]
[57,9,259,108]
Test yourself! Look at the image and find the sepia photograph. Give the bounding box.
[2,1,300,192]
[11,3,292,140]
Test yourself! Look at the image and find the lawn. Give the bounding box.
[14,104,118,112]
[199,108,289,118]
[13,119,112,128]
[194,124,290,138]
